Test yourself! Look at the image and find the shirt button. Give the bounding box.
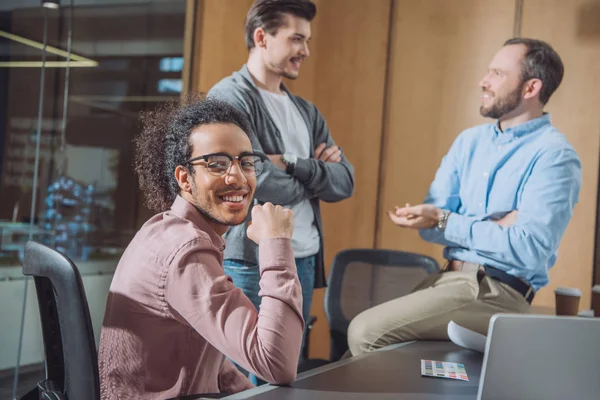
[479,202,483,207]
[483,171,489,177]
[498,146,503,151]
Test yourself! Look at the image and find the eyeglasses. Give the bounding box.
[184,152,267,177]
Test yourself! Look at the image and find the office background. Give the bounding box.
[0,0,598,385]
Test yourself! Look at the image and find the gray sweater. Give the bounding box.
[208,65,355,288]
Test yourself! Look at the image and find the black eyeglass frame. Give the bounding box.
[183,151,268,176]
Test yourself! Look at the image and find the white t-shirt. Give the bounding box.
[258,88,320,258]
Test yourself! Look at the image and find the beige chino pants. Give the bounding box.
[347,269,531,356]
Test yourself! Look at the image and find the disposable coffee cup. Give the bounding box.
[592,285,600,318]
[554,287,581,316]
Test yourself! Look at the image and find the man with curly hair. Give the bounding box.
[208,0,355,375]
[97,97,304,399]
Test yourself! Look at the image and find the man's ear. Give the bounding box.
[175,165,192,193]
[254,27,267,49]
[522,78,543,101]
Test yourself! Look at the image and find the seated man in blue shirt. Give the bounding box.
[347,38,582,355]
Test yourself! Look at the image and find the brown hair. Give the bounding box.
[244,0,316,50]
[504,37,564,105]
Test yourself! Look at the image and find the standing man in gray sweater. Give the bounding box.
[208,0,354,373]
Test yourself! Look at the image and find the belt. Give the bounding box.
[445,260,535,304]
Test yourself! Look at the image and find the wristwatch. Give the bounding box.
[437,210,451,231]
[281,153,297,175]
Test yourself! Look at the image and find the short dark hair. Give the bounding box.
[244,0,316,50]
[134,94,253,213]
[503,37,564,105]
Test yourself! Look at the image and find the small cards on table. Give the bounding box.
[421,359,469,381]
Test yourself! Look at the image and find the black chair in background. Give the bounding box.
[18,240,100,400]
[299,248,440,372]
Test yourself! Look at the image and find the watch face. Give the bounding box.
[284,153,297,164]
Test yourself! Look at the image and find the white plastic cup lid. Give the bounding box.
[554,287,582,297]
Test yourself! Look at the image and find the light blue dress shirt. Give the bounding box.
[420,114,582,291]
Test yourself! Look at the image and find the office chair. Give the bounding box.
[299,248,440,372]
[17,241,232,400]
[18,240,100,400]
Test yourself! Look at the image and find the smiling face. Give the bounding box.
[176,123,256,233]
[479,44,528,119]
[261,13,311,80]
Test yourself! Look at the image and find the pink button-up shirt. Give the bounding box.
[98,196,304,399]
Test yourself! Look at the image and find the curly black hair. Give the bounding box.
[134,94,253,213]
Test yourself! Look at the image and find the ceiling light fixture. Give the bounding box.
[42,0,60,9]
[0,31,98,68]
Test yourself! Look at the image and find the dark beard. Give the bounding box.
[480,85,522,119]
[189,181,246,227]
[195,205,234,226]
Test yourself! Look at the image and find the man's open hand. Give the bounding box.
[387,204,442,229]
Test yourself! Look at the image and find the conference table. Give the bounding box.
[223,341,484,400]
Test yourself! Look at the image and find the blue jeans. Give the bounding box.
[223,255,316,385]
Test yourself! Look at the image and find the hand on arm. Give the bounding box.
[314,143,342,163]
[286,105,354,202]
[266,154,286,171]
[267,142,341,173]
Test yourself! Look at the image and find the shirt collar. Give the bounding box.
[493,113,552,141]
[170,196,226,251]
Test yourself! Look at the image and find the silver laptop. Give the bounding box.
[477,313,600,400]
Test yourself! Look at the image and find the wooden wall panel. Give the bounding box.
[301,0,391,359]
[192,0,254,93]
[191,0,391,359]
[520,0,600,309]
[376,0,515,258]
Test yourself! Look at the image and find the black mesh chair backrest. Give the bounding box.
[324,248,440,360]
[21,240,100,400]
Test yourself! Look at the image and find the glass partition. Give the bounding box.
[0,1,187,397]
